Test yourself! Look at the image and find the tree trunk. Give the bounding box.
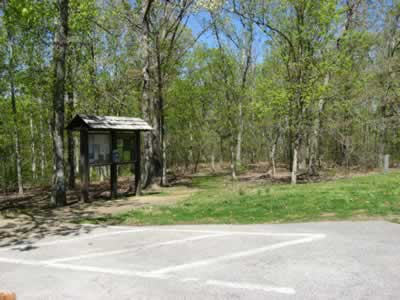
[193,150,201,174]
[2,161,7,196]
[291,145,298,185]
[67,83,75,189]
[230,139,237,180]
[271,142,277,177]
[156,51,167,186]
[4,0,24,194]
[309,75,328,175]
[343,135,352,168]
[30,112,37,181]
[39,99,46,177]
[11,65,23,194]
[236,101,243,167]
[161,124,167,185]
[269,129,280,178]
[188,121,194,167]
[140,0,155,188]
[211,150,216,173]
[51,0,69,206]
[219,136,224,166]
[236,15,253,168]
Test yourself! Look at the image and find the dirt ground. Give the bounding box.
[0,178,198,248]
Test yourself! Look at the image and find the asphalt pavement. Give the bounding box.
[0,221,399,299]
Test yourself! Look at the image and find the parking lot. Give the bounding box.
[1,221,399,299]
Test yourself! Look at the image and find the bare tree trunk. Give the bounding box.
[219,136,224,166]
[188,121,194,166]
[141,0,155,188]
[193,150,201,174]
[39,99,46,177]
[291,145,298,185]
[236,102,243,167]
[211,149,216,173]
[230,139,236,180]
[67,83,75,189]
[343,135,352,169]
[269,128,280,178]
[309,120,320,175]
[161,127,167,185]
[271,142,277,177]
[156,49,167,186]
[236,13,254,168]
[11,69,23,194]
[30,112,37,181]
[2,161,7,196]
[89,36,99,115]
[309,75,328,175]
[4,0,23,194]
[51,0,69,206]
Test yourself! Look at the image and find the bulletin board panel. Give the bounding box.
[88,132,136,166]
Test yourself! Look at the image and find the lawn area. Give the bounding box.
[84,171,400,225]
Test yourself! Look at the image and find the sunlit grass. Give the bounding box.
[83,171,400,225]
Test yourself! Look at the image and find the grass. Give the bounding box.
[82,172,400,225]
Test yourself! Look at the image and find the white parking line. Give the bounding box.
[181,277,199,282]
[44,232,232,264]
[48,262,167,279]
[0,257,166,279]
[155,228,320,237]
[206,279,296,295]
[148,234,325,275]
[0,227,326,296]
[0,257,295,295]
[0,228,148,252]
[83,223,323,238]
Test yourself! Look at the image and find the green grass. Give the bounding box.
[83,172,400,225]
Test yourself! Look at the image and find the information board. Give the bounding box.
[88,134,111,164]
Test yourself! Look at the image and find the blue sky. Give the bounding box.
[187,10,268,63]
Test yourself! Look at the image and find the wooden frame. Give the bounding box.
[79,130,141,201]
[66,114,151,202]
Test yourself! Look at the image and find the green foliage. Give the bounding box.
[1,0,400,194]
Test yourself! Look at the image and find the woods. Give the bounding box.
[1,0,400,203]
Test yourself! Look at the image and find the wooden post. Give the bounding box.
[384,154,390,173]
[110,131,117,199]
[134,131,142,196]
[80,129,89,202]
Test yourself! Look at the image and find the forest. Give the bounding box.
[1,0,399,207]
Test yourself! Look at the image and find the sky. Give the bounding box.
[186,10,268,63]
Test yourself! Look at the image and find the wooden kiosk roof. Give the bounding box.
[67,114,149,201]
[67,114,152,131]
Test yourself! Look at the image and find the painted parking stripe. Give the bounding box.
[44,232,232,264]
[155,228,320,237]
[149,234,325,275]
[0,256,166,279]
[0,228,148,252]
[206,279,296,295]
[0,257,296,295]
[0,228,326,296]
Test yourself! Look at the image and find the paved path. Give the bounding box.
[0,221,399,299]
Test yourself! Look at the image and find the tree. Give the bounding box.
[1,0,24,194]
[242,0,339,183]
[51,0,69,206]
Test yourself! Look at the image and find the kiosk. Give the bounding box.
[66,114,152,201]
